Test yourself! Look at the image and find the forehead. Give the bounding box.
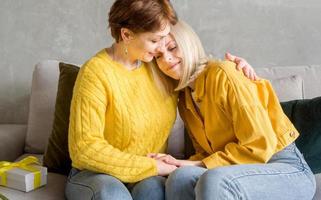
[156,34,176,54]
[139,22,171,38]
[165,34,175,44]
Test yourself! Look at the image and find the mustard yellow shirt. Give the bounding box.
[178,60,299,169]
[69,49,177,183]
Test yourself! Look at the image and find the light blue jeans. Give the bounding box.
[65,168,166,200]
[166,143,316,200]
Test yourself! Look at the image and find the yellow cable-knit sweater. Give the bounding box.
[68,49,177,183]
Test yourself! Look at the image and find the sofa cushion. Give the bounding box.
[166,112,185,159]
[280,96,321,174]
[25,60,60,153]
[43,63,79,175]
[0,124,26,161]
[255,65,321,99]
[270,75,303,102]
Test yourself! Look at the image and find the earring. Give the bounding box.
[124,46,128,55]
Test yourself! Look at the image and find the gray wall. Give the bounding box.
[1,0,321,124]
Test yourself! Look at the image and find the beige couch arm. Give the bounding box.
[0,124,27,161]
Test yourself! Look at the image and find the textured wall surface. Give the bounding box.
[0,0,321,123]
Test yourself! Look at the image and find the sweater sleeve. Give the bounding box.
[68,66,157,183]
[202,65,278,169]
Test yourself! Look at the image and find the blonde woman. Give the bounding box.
[151,21,316,200]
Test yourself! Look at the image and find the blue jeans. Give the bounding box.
[65,168,166,200]
[166,143,316,200]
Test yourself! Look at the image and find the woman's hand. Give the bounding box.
[155,159,177,176]
[148,153,205,168]
[149,153,182,167]
[225,52,260,81]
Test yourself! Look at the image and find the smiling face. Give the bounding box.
[127,22,171,63]
[155,21,208,90]
[155,34,183,80]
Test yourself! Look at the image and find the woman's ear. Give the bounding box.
[120,28,134,43]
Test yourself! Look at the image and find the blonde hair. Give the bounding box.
[170,20,209,91]
[147,59,177,96]
[148,20,209,95]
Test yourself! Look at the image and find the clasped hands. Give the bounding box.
[147,153,204,176]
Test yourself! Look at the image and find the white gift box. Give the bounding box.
[4,165,47,192]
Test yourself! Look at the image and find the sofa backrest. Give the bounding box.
[256,65,321,99]
[25,60,60,153]
[24,61,321,156]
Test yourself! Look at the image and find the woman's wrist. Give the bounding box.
[181,160,205,167]
[192,160,205,167]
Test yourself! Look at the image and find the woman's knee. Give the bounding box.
[133,176,166,190]
[130,176,166,200]
[195,167,239,199]
[167,166,205,185]
[65,170,132,200]
[198,167,230,184]
[165,166,206,200]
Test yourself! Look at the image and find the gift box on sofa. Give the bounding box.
[0,156,47,192]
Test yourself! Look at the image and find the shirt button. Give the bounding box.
[289,131,296,137]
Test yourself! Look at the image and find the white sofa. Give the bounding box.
[0,60,320,200]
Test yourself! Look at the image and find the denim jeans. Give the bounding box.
[166,143,316,200]
[65,168,166,200]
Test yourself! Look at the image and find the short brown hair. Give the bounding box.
[108,0,177,42]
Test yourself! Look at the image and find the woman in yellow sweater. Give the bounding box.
[152,21,316,200]
[65,0,179,199]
